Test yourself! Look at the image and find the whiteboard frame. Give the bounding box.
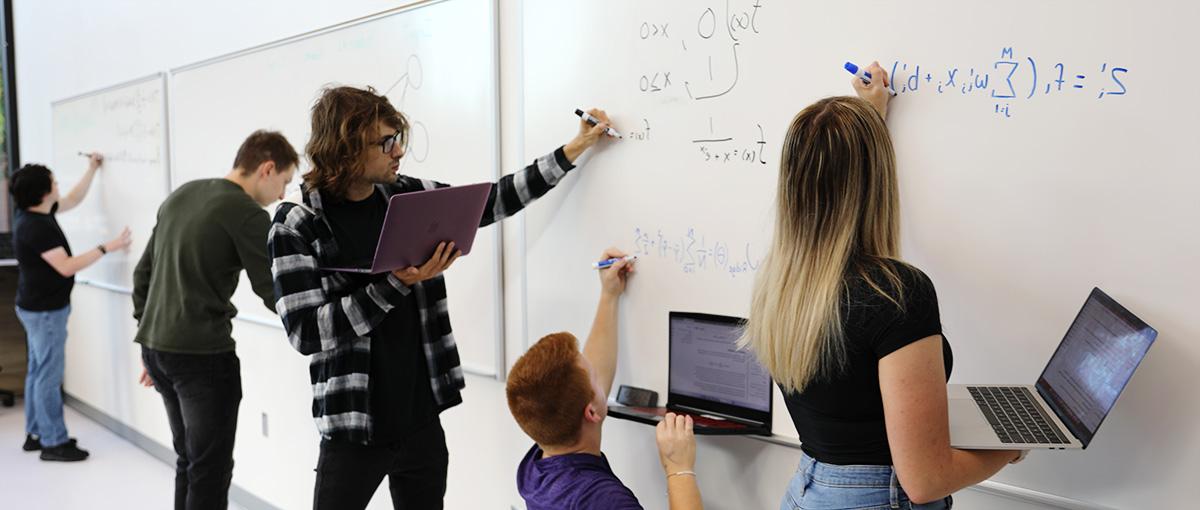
[50,71,171,294]
[165,0,505,380]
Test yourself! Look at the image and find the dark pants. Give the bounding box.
[142,347,242,510]
[313,419,449,510]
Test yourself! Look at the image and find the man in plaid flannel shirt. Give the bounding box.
[269,85,614,509]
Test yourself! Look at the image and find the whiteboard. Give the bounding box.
[524,1,1198,507]
[168,0,503,377]
[51,74,170,291]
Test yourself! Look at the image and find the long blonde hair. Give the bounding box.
[740,97,904,393]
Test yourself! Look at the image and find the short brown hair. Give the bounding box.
[304,86,409,198]
[506,332,595,447]
[232,130,299,176]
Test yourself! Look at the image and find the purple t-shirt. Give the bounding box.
[517,444,643,510]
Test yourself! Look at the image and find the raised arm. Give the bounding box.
[413,108,615,227]
[581,247,633,399]
[851,61,891,120]
[41,227,131,278]
[58,153,102,213]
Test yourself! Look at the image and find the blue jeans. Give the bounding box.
[15,305,72,448]
[781,453,953,510]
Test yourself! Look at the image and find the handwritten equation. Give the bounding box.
[634,0,771,166]
[384,54,431,165]
[102,88,161,115]
[890,47,1129,117]
[632,226,761,278]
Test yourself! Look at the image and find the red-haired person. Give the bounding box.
[507,249,705,510]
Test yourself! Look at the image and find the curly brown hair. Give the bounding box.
[506,332,595,447]
[304,86,408,198]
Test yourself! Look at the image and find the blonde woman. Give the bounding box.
[741,62,1025,509]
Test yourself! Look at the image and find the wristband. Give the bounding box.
[97,244,108,255]
[667,470,696,479]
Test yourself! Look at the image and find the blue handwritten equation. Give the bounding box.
[632,226,761,278]
[890,47,1129,118]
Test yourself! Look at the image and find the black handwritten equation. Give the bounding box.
[635,0,770,167]
[890,47,1130,118]
[384,54,430,165]
[633,226,761,278]
[102,88,161,115]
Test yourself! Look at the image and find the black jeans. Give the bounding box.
[313,418,449,510]
[142,347,242,510]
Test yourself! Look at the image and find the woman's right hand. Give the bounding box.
[851,60,891,120]
[105,227,133,253]
[656,412,697,475]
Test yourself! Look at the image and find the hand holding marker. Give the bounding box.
[575,109,623,139]
[593,255,638,270]
[844,61,897,96]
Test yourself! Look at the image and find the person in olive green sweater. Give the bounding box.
[132,130,297,510]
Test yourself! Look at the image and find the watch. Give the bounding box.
[97,244,108,255]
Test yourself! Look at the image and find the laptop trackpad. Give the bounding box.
[948,398,1000,448]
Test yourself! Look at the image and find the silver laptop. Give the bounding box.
[949,287,1156,450]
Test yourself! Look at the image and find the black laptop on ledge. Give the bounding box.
[608,312,773,436]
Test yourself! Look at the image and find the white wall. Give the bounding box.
[17,1,1075,509]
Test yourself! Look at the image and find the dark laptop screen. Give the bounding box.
[669,312,772,414]
[1036,288,1156,447]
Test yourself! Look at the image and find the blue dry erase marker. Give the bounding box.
[592,255,638,270]
[844,61,897,96]
[575,109,623,139]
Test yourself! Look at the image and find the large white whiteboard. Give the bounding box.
[51,74,170,290]
[168,0,503,377]
[524,1,1198,507]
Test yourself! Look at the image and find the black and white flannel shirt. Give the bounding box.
[269,148,576,443]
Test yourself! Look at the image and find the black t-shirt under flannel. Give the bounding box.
[13,205,74,311]
[783,261,954,466]
[323,189,436,445]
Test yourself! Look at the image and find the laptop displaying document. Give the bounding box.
[949,287,1156,450]
[608,312,773,436]
[322,183,492,274]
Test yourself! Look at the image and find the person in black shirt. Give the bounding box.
[9,156,131,461]
[739,62,1025,508]
[270,86,614,510]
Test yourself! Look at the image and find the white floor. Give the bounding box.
[0,400,248,510]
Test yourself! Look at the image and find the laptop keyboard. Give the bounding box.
[967,386,1070,444]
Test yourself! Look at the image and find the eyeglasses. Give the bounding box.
[378,130,404,154]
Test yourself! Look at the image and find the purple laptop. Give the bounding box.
[322,182,492,274]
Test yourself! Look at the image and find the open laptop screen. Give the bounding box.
[668,312,772,414]
[1036,288,1156,447]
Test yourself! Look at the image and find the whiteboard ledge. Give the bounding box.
[463,362,499,379]
[972,480,1116,510]
[77,278,134,295]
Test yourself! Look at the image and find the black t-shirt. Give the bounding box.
[323,188,436,445]
[12,205,74,311]
[783,261,953,466]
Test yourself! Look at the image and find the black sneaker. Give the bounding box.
[22,434,41,451]
[39,439,89,462]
